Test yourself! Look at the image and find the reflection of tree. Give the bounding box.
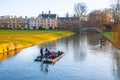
[113,50,120,79]
[76,33,87,61]
[85,32,101,46]
[70,33,87,62]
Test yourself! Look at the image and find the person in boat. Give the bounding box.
[45,48,49,53]
[40,47,43,60]
[57,50,62,56]
[54,51,61,58]
[100,38,104,45]
[45,48,50,59]
[100,38,104,48]
[49,52,56,59]
[54,53,58,58]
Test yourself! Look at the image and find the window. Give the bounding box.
[48,21,50,23]
[48,24,50,26]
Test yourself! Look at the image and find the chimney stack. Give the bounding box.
[42,11,44,14]
[49,10,51,14]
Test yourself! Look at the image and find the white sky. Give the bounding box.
[0,0,111,17]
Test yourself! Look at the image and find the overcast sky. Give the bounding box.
[0,0,111,17]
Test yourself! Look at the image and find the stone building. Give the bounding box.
[28,17,36,29]
[0,15,28,29]
[0,11,58,30]
[29,11,58,29]
[58,16,79,30]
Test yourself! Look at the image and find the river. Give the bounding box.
[0,32,120,80]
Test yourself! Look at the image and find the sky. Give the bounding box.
[0,0,111,17]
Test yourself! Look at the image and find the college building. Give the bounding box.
[0,15,28,29]
[29,11,58,29]
[0,11,58,30]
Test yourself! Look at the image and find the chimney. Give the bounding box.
[42,11,44,14]
[49,10,51,14]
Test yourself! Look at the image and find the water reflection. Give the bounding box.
[37,32,120,79]
[37,61,55,75]
[113,49,120,79]
[73,34,88,62]
[40,62,49,75]
[0,49,21,62]
[1,32,120,80]
[39,40,59,51]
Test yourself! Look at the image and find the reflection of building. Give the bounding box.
[0,15,28,29]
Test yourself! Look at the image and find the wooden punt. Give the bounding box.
[35,52,65,63]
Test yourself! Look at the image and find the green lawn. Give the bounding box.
[0,29,74,53]
[102,32,120,49]
[102,32,114,41]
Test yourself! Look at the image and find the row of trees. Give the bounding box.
[110,0,120,48]
[74,1,120,48]
[61,2,113,32]
[61,0,120,31]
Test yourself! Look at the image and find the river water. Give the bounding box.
[0,32,120,80]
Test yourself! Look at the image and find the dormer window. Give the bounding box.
[40,16,43,18]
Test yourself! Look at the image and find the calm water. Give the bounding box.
[0,32,120,80]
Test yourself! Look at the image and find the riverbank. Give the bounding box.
[102,32,120,50]
[0,30,74,53]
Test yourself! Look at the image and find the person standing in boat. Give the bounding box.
[100,38,104,48]
[45,48,50,59]
[40,47,43,60]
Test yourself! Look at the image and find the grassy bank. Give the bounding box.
[0,29,74,53]
[102,32,120,49]
[102,32,113,41]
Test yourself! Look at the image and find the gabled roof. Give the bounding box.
[37,14,57,18]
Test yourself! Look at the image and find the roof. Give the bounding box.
[37,14,57,19]
[58,17,79,21]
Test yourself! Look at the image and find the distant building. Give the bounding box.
[0,15,28,29]
[58,16,79,29]
[29,11,58,29]
[0,11,59,30]
[38,11,58,29]
[28,17,36,29]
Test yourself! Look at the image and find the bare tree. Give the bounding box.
[110,0,120,24]
[73,2,87,33]
[109,0,120,49]
[74,3,87,20]
[88,9,112,31]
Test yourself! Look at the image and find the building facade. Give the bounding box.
[58,17,80,29]
[0,11,58,30]
[28,17,36,29]
[0,15,28,29]
[29,11,58,29]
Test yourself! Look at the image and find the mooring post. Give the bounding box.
[3,49,4,55]
[7,47,9,55]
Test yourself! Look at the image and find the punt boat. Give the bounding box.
[35,52,65,63]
